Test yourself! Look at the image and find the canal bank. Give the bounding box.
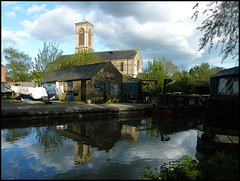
[1,99,153,126]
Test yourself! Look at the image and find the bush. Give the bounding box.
[165,80,199,94]
[159,155,199,180]
[197,151,239,180]
[140,155,199,180]
[140,151,239,180]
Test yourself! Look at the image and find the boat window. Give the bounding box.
[218,77,239,95]
[189,98,195,106]
[233,79,239,94]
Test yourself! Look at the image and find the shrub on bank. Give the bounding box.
[139,151,239,180]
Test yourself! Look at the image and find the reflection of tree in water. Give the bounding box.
[34,126,66,155]
[2,128,32,143]
[145,117,161,138]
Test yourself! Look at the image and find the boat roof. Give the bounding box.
[210,66,239,79]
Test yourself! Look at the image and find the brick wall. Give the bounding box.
[1,65,6,82]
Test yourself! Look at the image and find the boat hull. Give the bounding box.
[195,126,239,160]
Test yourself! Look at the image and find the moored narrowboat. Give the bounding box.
[195,66,239,160]
[153,92,208,116]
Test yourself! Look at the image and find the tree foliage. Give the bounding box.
[192,1,239,62]
[160,57,178,77]
[140,151,239,180]
[49,49,105,72]
[144,58,169,91]
[32,42,63,84]
[189,62,224,80]
[3,47,32,82]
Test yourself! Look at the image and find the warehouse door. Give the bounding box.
[81,80,86,102]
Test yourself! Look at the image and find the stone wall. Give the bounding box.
[57,62,122,103]
[87,62,122,103]
[109,49,143,78]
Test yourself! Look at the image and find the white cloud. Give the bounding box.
[27,4,47,14]
[15,31,30,37]
[21,6,82,41]
[89,2,204,67]
[5,11,16,18]
[3,1,235,69]
[1,29,26,46]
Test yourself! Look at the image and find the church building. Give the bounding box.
[75,19,143,78]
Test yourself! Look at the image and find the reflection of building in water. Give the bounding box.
[74,142,92,165]
[120,125,140,144]
[55,120,122,165]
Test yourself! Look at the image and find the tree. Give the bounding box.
[181,70,190,83]
[144,58,169,91]
[49,49,105,71]
[160,57,178,78]
[190,62,224,81]
[32,42,63,84]
[192,1,239,62]
[3,47,32,82]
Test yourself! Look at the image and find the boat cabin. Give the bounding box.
[204,66,239,131]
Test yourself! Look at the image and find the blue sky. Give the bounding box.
[1,1,238,71]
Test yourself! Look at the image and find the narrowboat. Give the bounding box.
[195,66,239,160]
[153,92,208,116]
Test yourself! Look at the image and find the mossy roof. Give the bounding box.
[41,62,109,83]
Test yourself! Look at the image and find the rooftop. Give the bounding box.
[95,49,138,60]
[75,19,93,25]
[42,62,109,83]
[56,48,139,62]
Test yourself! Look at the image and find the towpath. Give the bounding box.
[1,99,153,127]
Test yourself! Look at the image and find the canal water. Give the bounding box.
[1,114,203,180]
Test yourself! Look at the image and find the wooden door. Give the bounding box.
[81,80,86,102]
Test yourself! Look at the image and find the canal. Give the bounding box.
[1,113,204,180]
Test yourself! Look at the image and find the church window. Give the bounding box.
[88,29,92,47]
[79,28,84,46]
[137,60,140,71]
[121,62,124,71]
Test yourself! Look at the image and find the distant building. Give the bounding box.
[73,19,143,78]
[1,64,6,83]
[42,62,122,103]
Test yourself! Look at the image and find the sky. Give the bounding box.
[1,1,239,71]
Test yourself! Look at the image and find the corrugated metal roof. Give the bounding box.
[42,62,109,83]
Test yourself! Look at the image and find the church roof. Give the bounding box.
[42,62,109,83]
[56,48,139,62]
[95,49,138,60]
[75,19,93,25]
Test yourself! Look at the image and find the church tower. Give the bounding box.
[75,19,94,53]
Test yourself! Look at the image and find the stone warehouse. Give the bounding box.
[41,62,122,103]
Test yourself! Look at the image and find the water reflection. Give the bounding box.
[54,119,142,165]
[1,114,203,180]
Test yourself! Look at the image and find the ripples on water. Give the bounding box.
[1,114,203,180]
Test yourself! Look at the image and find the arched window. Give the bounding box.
[121,62,124,71]
[88,29,92,47]
[137,60,140,71]
[79,28,84,46]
